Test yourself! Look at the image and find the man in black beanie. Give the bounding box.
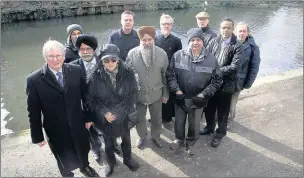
[65,24,83,63]
[167,28,222,155]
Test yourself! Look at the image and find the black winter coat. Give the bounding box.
[86,62,138,137]
[65,45,80,63]
[26,64,90,171]
[206,34,244,93]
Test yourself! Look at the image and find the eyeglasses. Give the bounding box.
[79,47,93,52]
[47,55,63,60]
[161,23,172,26]
[103,58,118,63]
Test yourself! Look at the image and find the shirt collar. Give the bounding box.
[82,57,96,66]
[48,66,63,76]
[222,36,232,45]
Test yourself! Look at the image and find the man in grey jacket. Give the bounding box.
[126,26,169,149]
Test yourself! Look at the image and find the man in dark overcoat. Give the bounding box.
[26,39,99,177]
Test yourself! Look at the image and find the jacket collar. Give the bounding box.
[215,33,237,45]
[41,63,70,93]
[183,46,208,62]
[117,28,138,38]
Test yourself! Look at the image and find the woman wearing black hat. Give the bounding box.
[85,44,139,177]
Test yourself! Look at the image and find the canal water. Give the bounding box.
[1,6,303,135]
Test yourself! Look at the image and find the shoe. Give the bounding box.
[211,137,222,147]
[186,146,195,155]
[123,158,139,171]
[152,139,163,148]
[136,138,146,149]
[104,164,114,177]
[199,127,214,135]
[80,165,99,177]
[169,139,183,150]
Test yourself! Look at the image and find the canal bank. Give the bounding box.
[1,0,302,23]
[1,69,303,177]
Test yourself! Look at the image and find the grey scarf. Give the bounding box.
[104,67,119,89]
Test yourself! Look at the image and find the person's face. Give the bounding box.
[79,43,94,62]
[196,17,209,28]
[220,21,234,39]
[160,18,173,36]
[45,48,64,71]
[235,24,249,42]
[189,37,203,51]
[102,57,118,72]
[140,34,154,49]
[70,30,82,43]
[121,14,134,31]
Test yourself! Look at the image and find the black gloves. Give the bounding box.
[127,110,137,130]
[192,95,209,108]
[175,94,185,107]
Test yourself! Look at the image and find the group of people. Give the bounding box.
[26,10,261,177]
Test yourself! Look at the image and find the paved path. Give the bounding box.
[1,69,303,177]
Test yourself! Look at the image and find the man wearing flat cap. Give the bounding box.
[192,11,217,47]
[167,28,222,155]
[70,34,105,165]
[65,24,83,63]
[126,26,169,149]
[86,44,139,177]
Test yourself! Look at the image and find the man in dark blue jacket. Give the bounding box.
[229,22,261,124]
[108,10,140,61]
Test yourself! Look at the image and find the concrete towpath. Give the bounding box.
[1,69,303,177]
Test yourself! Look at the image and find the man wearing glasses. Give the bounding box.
[25,40,99,177]
[70,34,105,165]
[155,13,183,124]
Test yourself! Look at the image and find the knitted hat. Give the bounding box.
[66,24,83,37]
[187,28,204,43]
[137,26,156,40]
[75,34,98,50]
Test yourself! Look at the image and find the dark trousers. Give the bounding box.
[103,131,132,166]
[205,91,232,139]
[162,96,175,122]
[88,126,102,154]
[174,104,204,146]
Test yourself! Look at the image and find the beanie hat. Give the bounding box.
[137,26,156,40]
[187,28,204,43]
[66,24,83,37]
[75,34,98,51]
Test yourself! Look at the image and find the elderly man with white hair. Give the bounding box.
[25,39,99,177]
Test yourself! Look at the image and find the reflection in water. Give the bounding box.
[1,96,13,135]
[0,6,303,134]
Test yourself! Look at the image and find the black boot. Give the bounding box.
[211,137,222,147]
[199,127,214,135]
[80,165,99,177]
[123,158,139,171]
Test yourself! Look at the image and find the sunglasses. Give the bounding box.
[103,58,118,63]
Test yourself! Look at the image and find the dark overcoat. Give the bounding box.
[26,63,91,171]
